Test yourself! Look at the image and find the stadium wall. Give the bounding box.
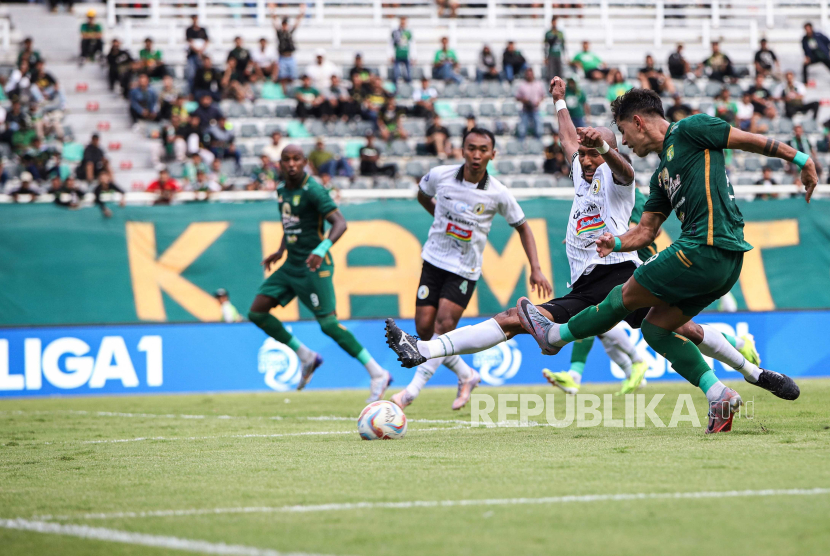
[1,198,829,326]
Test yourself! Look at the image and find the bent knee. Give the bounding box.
[495,308,524,339]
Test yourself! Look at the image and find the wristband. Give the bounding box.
[793,151,810,170]
[554,99,568,113]
[311,238,333,258]
[612,237,622,252]
[596,141,610,155]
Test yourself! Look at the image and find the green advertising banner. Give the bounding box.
[1,198,828,326]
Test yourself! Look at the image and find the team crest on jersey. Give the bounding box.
[473,203,485,215]
[445,222,473,242]
[292,195,301,206]
[575,214,606,236]
[591,176,601,195]
[666,145,675,161]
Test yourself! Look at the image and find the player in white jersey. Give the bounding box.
[386,78,763,392]
[388,127,552,410]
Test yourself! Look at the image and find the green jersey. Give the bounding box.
[278,175,338,267]
[80,22,102,36]
[573,51,602,72]
[565,87,587,118]
[630,188,658,262]
[645,114,752,252]
[140,48,162,62]
[434,49,458,65]
[607,81,632,101]
[544,29,565,57]
[392,29,413,61]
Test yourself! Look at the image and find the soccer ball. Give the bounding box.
[357,400,407,440]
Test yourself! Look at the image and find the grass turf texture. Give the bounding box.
[2,379,830,556]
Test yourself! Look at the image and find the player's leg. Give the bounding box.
[598,323,650,394]
[543,337,594,395]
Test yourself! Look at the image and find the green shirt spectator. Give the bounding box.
[80,21,103,38]
[573,50,602,72]
[565,81,588,120]
[140,47,162,62]
[607,80,633,101]
[295,85,320,104]
[434,47,458,66]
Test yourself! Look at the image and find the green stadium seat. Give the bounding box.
[287,121,311,138]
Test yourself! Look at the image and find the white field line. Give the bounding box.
[0,518,338,556]
[35,488,830,522]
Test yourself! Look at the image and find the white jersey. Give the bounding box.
[565,153,639,286]
[419,164,526,281]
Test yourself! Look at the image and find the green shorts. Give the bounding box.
[257,262,337,318]
[633,239,744,317]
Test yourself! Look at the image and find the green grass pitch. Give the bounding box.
[2,379,830,556]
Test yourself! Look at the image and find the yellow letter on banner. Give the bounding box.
[469,219,554,314]
[260,222,300,321]
[126,222,227,321]
[739,219,799,311]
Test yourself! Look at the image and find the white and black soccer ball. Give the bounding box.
[357,400,407,440]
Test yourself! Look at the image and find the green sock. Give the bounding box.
[641,320,713,389]
[318,314,364,358]
[560,285,631,343]
[698,370,719,395]
[356,349,372,365]
[569,337,595,375]
[721,333,737,348]
[248,311,295,345]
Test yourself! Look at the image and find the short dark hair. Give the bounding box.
[610,88,665,124]
[462,127,496,149]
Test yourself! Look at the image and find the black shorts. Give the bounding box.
[416,261,477,309]
[538,262,649,329]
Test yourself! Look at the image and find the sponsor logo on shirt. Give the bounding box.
[445,222,473,242]
[666,145,675,161]
[575,214,606,236]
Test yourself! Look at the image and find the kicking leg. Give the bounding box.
[599,324,649,394]
[543,336,593,394]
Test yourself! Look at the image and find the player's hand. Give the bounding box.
[261,249,285,271]
[306,253,324,272]
[529,267,553,299]
[549,76,565,101]
[595,232,616,258]
[577,127,604,149]
[801,158,818,203]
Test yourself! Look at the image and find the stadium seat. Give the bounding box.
[253,142,266,156]
[240,124,260,138]
[766,158,785,171]
[479,103,498,117]
[411,67,425,81]
[525,139,544,155]
[375,177,395,189]
[684,82,701,97]
[456,103,475,118]
[520,160,538,174]
[275,104,294,118]
[511,179,530,188]
[736,175,757,185]
[434,101,457,118]
[253,104,273,118]
[406,160,426,178]
[705,82,724,97]
[443,84,461,99]
[777,119,794,134]
[329,144,343,156]
[236,143,250,157]
[505,140,522,155]
[497,160,517,174]
[534,177,555,188]
[502,102,519,117]
[590,103,607,115]
[301,143,314,156]
[263,123,283,137]
[286,121,311,138]
[352,177,373,189]
[802,119,818,133]
[396,83,413,99]
[447,122,465,137]
[744,158,763,172]
[557,176,574,187]
[390,140,409,157]
[463,83,480,98]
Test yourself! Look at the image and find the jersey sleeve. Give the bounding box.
[498,189,526,228]
[678,113,732,151]
[418,168,437,197]
[643,171,672,217]
[567,152,580,180]
[309,182,338,216]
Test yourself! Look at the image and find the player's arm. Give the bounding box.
[595,211,665,258]
[576,127,634,184]
[417,188,436,216]
[549,76,579,161]
[307,209,347,271]
[726,127,818,202]
[262,234,287,271]
[515,221,553,299]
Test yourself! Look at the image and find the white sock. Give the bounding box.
[405,357,442,398]
[697,324,761,383]
[364,357,386,380]
[733,335,746,350]
[600,324,643,364]
[295,343,315,364]
[417,318,507,358]
[705,380,728,403]
[599,335,634,378]
[568,370,583,384]
[443,354,473,381]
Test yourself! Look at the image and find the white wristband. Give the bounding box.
[596,141,610,155]
[554,99,568,113]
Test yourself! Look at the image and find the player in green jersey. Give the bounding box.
[518,88,815,433]
[248,145,392,402]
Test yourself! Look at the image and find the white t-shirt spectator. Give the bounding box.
[251,45,277,69]
[306,60,340,92]
[412,85,438,103]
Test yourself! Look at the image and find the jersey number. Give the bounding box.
[310,293,320,307]
[459,281,468,295]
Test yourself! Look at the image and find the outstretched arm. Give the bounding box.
[515,222,553,299]
[576,127,634,184]
[549,76,579,161]
[595,211,666,258]
[727,127,818,202]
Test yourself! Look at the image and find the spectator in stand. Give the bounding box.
[251,154,280,190]
[208,115,240,169]
[209,158,231,191]
[274,5,306,89]
[1,99,32,148]
[308,137,354,179]
[192,55,222,101]
[185,15,209,88]
[18,37,42,68]
[564,77,589,127]
[502,41,528,83]
[262,130,286,163]
[378,98,408,141]
[412,77,438,117]
[802,22,830,83]
[476,45,500,83]
[106,39,134,97]
[433,37,462,84]
[129,74,159,124]
[746,74,777,119]
[324,75,360,121]
[425,115,454,159]
[349,53,372,82]
[53,175,83,209]
[735,92,762,132]
[147,168,181,205]
[192,95,222,133]
[515,67,545,140]
[140,37,167,80]
[79,10,103,64]
[10,171,40,203]
[755,166,777,186]
[362,75,390,124]
[306,49,340,92]
[754,38,779,78]
[788,124,820,175]
[571,41,609,82]
[544,17,566,80]
[21,137,57,182]
[776,70,820,120]
[464,115,477,134]
[543,132,569,176]
[0,159,7,191]
[294,74,324,121]
[158,76,181,121]
[700,41,735,82]
[76,133,108,182]
[93,171,125,218]
[390,17,416,83]
[638,54,675,95]
[31,60,66,112]
[190,169,221,196]
[713,87,737,124]
[6,59,34,101]
[227,36,252,72]
[436,0,459,18]
[176,114,210,160]
[667,43,690,79]
[606,68,633,101]
[251,37,278,83]
[666,93,693,123]
[221,57,255,102]
[360,132,397,178]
